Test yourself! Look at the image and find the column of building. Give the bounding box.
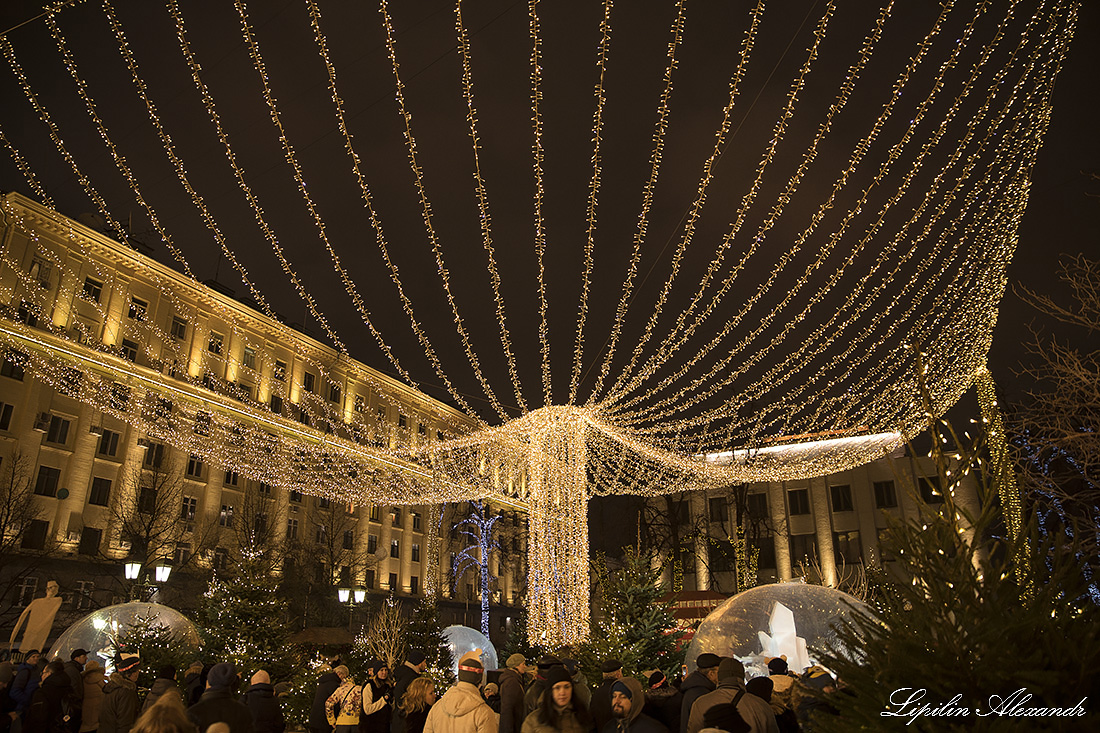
[809,477,837,586]
[690,491,710,591]
[767,481,792,581]
[52,405,99,545]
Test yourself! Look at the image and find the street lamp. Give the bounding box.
[337,586,367,630]
[123,561,172,601]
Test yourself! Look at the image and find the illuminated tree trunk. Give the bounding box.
[526,407,590,647]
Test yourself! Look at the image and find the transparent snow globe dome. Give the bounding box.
[442,625,498,680]
[49,601,201,672]
[684,582,869,679]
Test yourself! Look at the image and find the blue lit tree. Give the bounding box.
[451,501,501,635]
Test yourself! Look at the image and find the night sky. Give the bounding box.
[0,2,1097,552]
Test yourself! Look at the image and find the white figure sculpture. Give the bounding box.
[756,601,811,673]
[8,580,63,653]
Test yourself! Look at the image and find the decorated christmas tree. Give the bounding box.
[404,596,455,686]
[197,560,295,681]
[499,607,546,663]
[113,611,196,691]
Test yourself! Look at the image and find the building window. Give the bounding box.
[747,493,768,520]
[34,466,61,497]
[417,423,426,436]
[301,371,315,394]
[89,477,111,506]
[269,392,284,415]
[410,576,419,595]
[398,414,408,429]
[186,454,204,479]
[833,530,862,565]
[119,339,139,362]
[82,277,103,303]
[343,530,354,550]
[15,300,37,327]
[273,359,287,381]
[219,505,234,527]
[318,497,331,510]
[411,543,421,562]
[78,527,102,556]
[788,488,810,515]
[208,332,224,355]
[369,505,381,522]
[315,526,328,545]
[46,415,70,445]
[74,579,95,609]
[174,542,192,566]
[22,520,49,550]
[128,296,148,321]
[387,572,398,591]
[412,512,422,531]
[919,476,944,504]
[874,480,897,509]
[830,484,853,513]
[708,497,726,523]
[224,470,239,487]
[0,402,12,431]
[181,496,198,521]
[287,518,299,540]
[789,533,817,566]
[97,429,120,457]
[368,534,378,553]
[170,316,187,340]
[242,346,256,370]
[1,353,26,381]
[138,487,158,514]
[354,394,364,413]
[365,569,375,589]
[329,384,341,403]
[753,536,776,569]
[390,539,400,559]
[391,508,401,527]
[258,482,272,495]
[109,383,130,409]
[213,547,229,571]
[17,576,38,605]
[143,442,166,469]
[290,490,302,503]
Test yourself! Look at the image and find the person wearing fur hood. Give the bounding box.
[603,678,666,733]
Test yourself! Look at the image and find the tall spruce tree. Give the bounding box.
[404,597,455,686]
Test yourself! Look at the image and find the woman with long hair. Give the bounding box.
[399,676,436,733]
[360,660,393,733]
[522,666,594,733]
[131,692,198,733]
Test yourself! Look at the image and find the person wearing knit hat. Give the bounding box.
[186,662,254,733]
[590,658,624,733]
[99,650,141,733]
[641,669,682,733]
[522,656,564,716]
[520,664,592,733]
[421,653,495,733]
[362,660,394,733]
[391,650,429,733]
[686,658,777,733]
[605,676,667,733]
[498,654,528,733]
[678,654,721,733]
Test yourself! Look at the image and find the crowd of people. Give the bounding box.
[1,647,285,733]
[306,649,839,733]
[2,645,840,733]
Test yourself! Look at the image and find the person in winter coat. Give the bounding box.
[423,657,497,733]
[311,658,343,733]
[640,671,681,733]
[99,652,142,733]
[79,660,106,733]
[677,655,719,733]
[186,662,253,733]
[603,678,666,733]
[389,651,427,733]
[182,662,205,708]
[9,649,42,714]
[143,665,182,713]
[360,660,394,733]
[64,648,88,729]
[762,659,797,733]
[520,665,592,733]
[132,692,197,733]
[399,677,436,733]
[497,654,527,733]
[325,666,362,732]
[589,659,622,733]
[23,659,77,732]
[482,684,501,714]
[239,669,285,733]
[1,662,20,733]
[685,659,776,733]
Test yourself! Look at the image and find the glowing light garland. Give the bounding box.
[0,1,1073,646]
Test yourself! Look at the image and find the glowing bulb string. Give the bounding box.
[567,0,614,405]
[528,0,552,406]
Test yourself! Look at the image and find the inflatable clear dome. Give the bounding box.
[49,601,201,671]
[442,625,498,679]
[684,582,869,678]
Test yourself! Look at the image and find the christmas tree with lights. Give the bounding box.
[404,596,455,686]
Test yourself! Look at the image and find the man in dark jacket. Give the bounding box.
[8,650,41,714]
[686,659,776,733]
[603,677,668,733]
[99,651,141,733]
[187,662,254,733]
[240,669,285,733]
[678,654,719,733]
[308,657,342,733]
[389,650,426,733]
[642,671,682,733]
[183,662,206,707]
[23,660,75,732]
[142,664,181,713]
[63,648,87,728]
[590,658,623,732]
[497,654,527,733]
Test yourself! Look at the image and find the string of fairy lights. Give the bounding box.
[0,1,1071,645]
